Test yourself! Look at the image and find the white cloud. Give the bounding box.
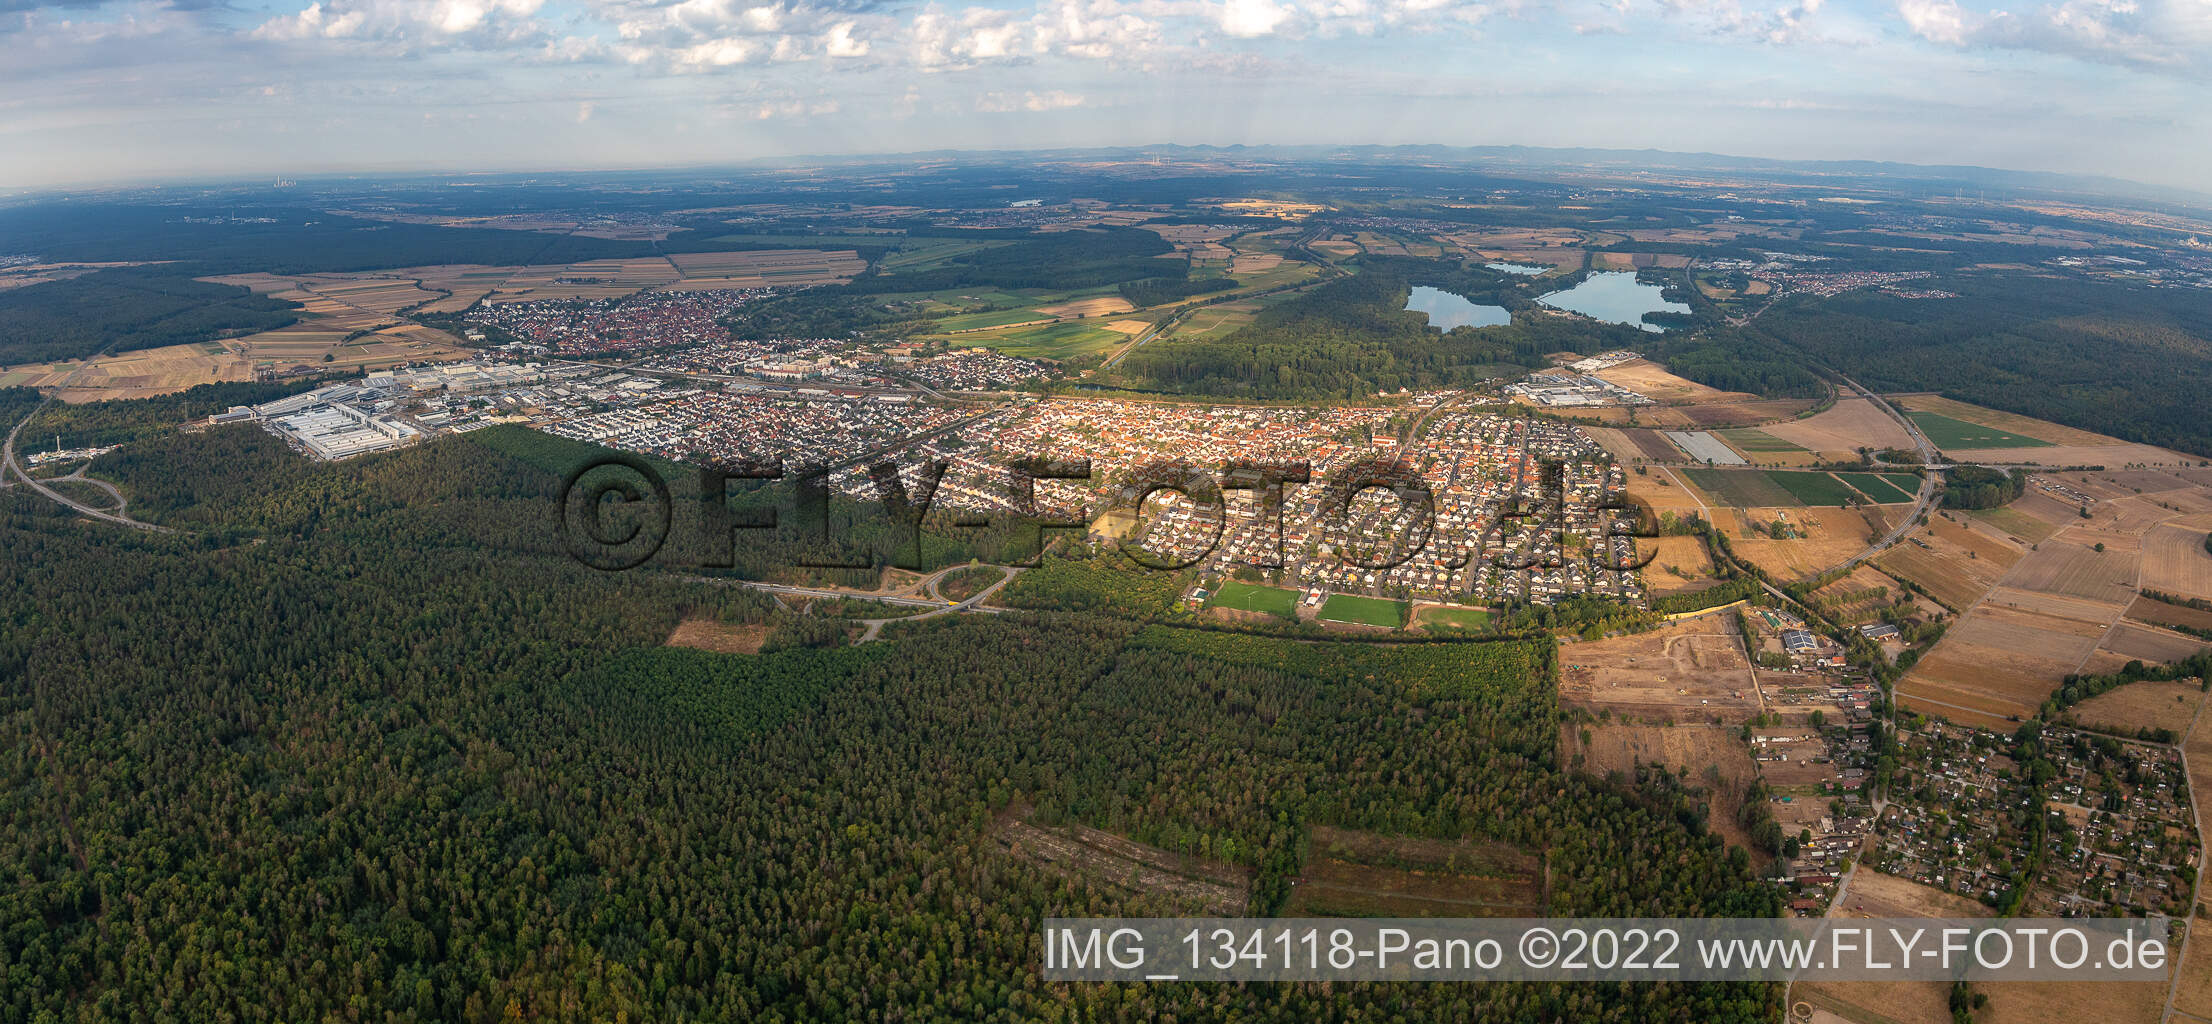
[1894,0,2212,71]
[1219,0,1287,36]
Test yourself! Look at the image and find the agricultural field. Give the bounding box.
[2125,594,2212,634]
[1317,593,1406,628]
[1760,397,1918,461]
[1904,409,2051,450]
[1282,827,1542,918]
[1205,580,1299,618]
[1768,471,1863,507]
[935,308,1057,331]
[1902,590,2120,730]
[3,342,254,402]
[941,320,1126,362]
[2060,679,2205,737]
[1682,467,1799,508]
[1797,869,2002,1024]
[1557,616,1759,722]
[1967,503,2065,544]
[1834,472,1919,503]
[1714,427,1812,461]
[1895,395,2196,468]
[1592,359,1749,404]
[1877,512,2025,611]
[1809,565,1910,621]
[2140,515,2212,601]
[665,248,866,288]
[1637,534,1720,594]
[1725,506,1893,581]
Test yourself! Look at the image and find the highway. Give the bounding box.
[2,383,169,532]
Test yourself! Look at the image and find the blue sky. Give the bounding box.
[3,0,2206,191]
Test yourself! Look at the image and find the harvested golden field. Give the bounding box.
[1558,616,1760,722]
[1761,398,1917,461]
[1975,981,2165,1024]
[1592,359,1747,403]
[2062,678,2204,736]
[1622,466,1708,518]
[2001,538,2139,604]
[1794,981,1956,1024]
[1798,871,1993,1024]
[2141,515,2212,601]
[1101,319,1153,336]
[1902,594,2118,726]
[1679,398,1823,427]
[26,342,253,402]
[1034,296,1135,318]
[1638,534,1720,594]
[2098,621,2208,665]
[1724,506,1892,581]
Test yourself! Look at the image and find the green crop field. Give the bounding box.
[954,320,1124,361]
[1206,580,1300,617]
[1716,428,1806,453]
[1318,593,1406,628]
[1767,471,1862,506]
[1836,471,1919,503]
[935,308,1054,331]
[1906,410,2052,450]
[1682,468,1800,508]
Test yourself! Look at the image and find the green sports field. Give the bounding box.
[1318,594,1406,628]
[1420,605,1492,631]
[1906,410,2052,450]
[1835,471,1919,503]
[1207,580,1300,618]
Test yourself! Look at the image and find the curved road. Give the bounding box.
[3,395,168,532]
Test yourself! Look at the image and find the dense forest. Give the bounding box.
[0,407,1781,1022]
[1744,274,2212,456]
[1120,270,1648,399]
[1939,465,2026,510]
[0,269,303,365]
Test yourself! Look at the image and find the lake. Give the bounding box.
[1536,272,1690,332]
[1405,286,1511,330]
[1486,262,1548,276]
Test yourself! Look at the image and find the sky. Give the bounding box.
[3,0,2208,192]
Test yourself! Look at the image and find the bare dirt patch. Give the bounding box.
[1285,826,1543,917]
[1558,617,1760,722]
[996,813,1250,915]
[665,618,773,654]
